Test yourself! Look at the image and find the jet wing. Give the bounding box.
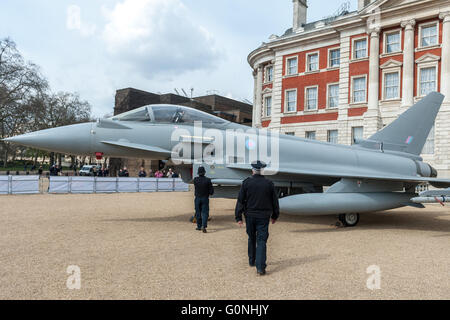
[225,163,450,188]
[101,140,172,157]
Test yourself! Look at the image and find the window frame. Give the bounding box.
[326,83,340,109]
[306,51,320,72]
[305,131,316,140]
[351,126,364,145]
[284,89,298,113]
[382,70,401,101]
[327,129,338,144]
[417,64,438,97]
[352,36,368,60]
[304,85,319,111]
[350,75,368,104]
[418,21,439,48]
[328,48,341,68]
[265,65,274,83]
[286,56,298,76]
[383,29,402,54]
[264,95,272,117]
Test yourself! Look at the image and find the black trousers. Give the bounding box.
[245,215,270,271]
[195,197,209,229]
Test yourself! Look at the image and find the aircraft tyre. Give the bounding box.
[338,213,359,227]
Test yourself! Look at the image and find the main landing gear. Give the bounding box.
[338,213,360,227]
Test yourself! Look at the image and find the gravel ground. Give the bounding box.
[0,191,449,300]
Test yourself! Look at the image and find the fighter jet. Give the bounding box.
[4,92,450,226]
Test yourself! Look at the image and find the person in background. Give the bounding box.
[138,167,147,177]
[122,167,129,177]
[193,166,214,233]
[235,160,279,276]
[38,166,43,176]
[167,168,173,178]
[172,171,179,178]
[148,169,154,177]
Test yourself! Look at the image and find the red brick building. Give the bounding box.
[248,0,450,176]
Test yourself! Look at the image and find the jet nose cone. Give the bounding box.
[3,123,93,155]
[3,134,35,144]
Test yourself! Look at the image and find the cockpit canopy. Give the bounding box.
[111,104,228,125]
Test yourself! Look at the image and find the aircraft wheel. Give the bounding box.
[338,213,359,227]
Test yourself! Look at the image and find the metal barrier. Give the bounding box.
[48,177,189,194]
[0,175,40,195]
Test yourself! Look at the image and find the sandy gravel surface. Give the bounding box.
[0,191,449,300]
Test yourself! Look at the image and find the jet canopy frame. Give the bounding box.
[111,104,228,125]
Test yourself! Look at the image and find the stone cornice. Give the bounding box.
[380,59,403,69]
[415,53,441,64]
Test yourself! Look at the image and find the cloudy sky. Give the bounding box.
[0,0,357,117]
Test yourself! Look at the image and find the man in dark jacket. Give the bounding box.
[193,166,214,233]
[235,160,279,276]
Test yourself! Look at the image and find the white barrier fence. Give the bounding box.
[0,175,40,195]
[48,177,189,194]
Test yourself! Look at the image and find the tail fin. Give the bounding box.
[365,92,444,155]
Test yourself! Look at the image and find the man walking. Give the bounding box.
[235,161,279,276]
[193,166,214,233]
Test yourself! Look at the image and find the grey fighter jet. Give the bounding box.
[4,92,450,226]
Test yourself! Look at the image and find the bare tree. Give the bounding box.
[0,38,92,168]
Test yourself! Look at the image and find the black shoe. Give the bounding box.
[249,261,255,267]
[202,228,207,233]
[257,270,266,276]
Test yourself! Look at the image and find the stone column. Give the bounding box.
[254,65,263,128]
[401,19,416,107]
[363,28,382,138]
[367,28,380,115]
[440,12,450,102]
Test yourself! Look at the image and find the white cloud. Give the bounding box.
[66,5,96,37]
[101,0,222,79]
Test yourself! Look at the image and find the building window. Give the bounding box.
[305,87,318,110]
[420,23,438,47]
[385,31,401,53]
[286,57,298,75]
[329,48,340,68]
[422,125,435,154]
[327,130,338,144]
[285,89,297,112]
[419,66,437,96]
[328,84,339,108]
[352,76,367,103]
[384,72,400,100]
[264,96,272,117]
[352,127,364,144]
[265,66,273,82]
[285,132,295,136]
[306,131,316,140]
[307,53,319,72]
[353,38,367,59]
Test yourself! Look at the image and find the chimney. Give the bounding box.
[358,0,373,11]
[293,0,308,31]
